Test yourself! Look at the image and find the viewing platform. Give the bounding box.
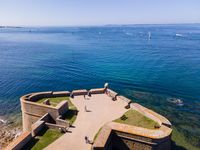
[6,85,172,150]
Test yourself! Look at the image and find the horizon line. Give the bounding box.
[0,23,200,28]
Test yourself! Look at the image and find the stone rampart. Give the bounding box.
[21,92,69,132]
[6,132,32,150]
[93,121,172,150]
[16,87,172,150]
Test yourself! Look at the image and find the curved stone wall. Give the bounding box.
[20,91,70,132]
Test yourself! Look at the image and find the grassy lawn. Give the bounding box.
[115,109,159,129]
[22,129,63,150]
[37,97,70,107]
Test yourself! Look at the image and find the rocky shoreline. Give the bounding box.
[0,118,22,149]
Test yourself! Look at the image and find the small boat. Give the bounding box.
[148,32,151,40]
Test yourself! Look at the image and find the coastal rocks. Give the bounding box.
[0,119,7,124]
[0,119,22,149]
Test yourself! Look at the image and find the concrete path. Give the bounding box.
[45,94,128,150]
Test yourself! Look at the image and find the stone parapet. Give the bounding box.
[56,115,70,127]
[6,132,32,150]
[71,89,88,96]
[56,101,68,115]
[107,122,172,139]
[31,120,45,137]
[106,89,118,100]
[28,91,53,102]
[89,88,105,94]
[52,91,70,97]
[92,126,112,150]
[118,96,132,104]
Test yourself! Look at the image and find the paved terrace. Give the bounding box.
[45,93,128,150]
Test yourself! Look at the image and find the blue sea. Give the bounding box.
[0,24,200,149]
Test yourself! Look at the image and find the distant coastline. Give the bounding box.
[0,23,200,28]
[0,26,23,29]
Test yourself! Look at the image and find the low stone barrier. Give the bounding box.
[31,120,45,137]
[56,116,70,127]
[56,101,68,115]
[92,126,112,150]
[6,132,32,150]
[118,96,132,109]
[39,113,51,122]
[71,89,88,96]
[28,91,70,102]
[106,89,118,100]
[118,96,132,104]
[89,88,105,94]
[28,91,53,102]
[52,91,70,97]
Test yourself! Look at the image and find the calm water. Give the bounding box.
[0,24,200,149]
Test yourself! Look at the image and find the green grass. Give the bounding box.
[22,129,63,150]
[115,109,159,129]
[37,97,70,107]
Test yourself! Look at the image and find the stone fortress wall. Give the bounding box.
[6,88,106,150]
[92,90,172,150]
[6,86,172,150]
[21,91,70,132]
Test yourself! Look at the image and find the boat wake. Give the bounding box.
[175,33,183,37]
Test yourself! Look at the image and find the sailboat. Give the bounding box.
[148,32,151,40]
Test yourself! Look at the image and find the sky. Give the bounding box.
[0,0,200,26]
